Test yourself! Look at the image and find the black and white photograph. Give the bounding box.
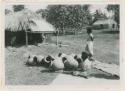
[5,4,120,85]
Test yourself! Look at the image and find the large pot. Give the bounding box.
[64,55,78,70]
[51,57,64,71]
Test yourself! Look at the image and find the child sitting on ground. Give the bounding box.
[81,52,93,73]
[72,52,93,78]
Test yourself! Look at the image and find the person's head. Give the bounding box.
[81,52,88,61]
[87,27,92,34]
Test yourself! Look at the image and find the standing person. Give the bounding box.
[85,27,94,61]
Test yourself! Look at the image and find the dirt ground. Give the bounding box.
[5,29,119,85]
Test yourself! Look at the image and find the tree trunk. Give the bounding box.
[62,27,65,35]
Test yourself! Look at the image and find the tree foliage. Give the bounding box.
[13,5,25,12]
[37,5,92,33]
[36,9,48,18]
[106,5,120,24]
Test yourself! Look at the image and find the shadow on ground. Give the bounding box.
[40,69,120,80]
[90,74,119,80]
[101,31,119,34]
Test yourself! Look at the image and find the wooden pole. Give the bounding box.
[56,30,58,45]
[25,31,28,47]
[42,33,45,43]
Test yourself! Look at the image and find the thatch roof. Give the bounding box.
[5,9,56,33]
[29,19,55,33]
[5,9,40,31]
[5,9,12,15]
[93,19,117,25]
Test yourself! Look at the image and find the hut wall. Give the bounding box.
[5,31,26,46]
[5,31,44,46]
[92,24,109,30]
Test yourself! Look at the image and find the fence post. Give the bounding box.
[56,30,59,45]
[25,31,28,47]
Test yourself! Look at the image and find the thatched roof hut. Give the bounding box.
[5,9,56,46]
[93,18,118,29]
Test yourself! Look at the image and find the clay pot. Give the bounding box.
[51,57,64,71]
[64,54,78,70]
[42,55,54,67]
[27,57,34,65]
[27,55,37,65]
[37,55,44,64]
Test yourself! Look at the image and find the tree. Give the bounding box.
[42,5,92,34]
[36,9,48,18]
[106,5,120,24]
[13,5,25,12]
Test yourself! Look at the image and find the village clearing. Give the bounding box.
[5,29,119,85]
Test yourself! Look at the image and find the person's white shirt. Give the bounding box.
[85,33,94,56]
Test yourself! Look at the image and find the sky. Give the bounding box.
[5,4,113,17]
